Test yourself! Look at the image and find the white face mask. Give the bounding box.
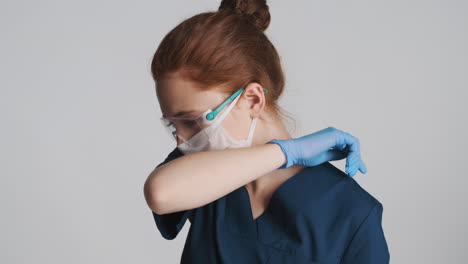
[177,91,257,155]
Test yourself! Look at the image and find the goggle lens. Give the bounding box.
[159,112,212,144]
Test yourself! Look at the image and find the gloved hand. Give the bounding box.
[267,127,367,177]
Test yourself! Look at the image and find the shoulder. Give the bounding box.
[307,161,382,206]
[310,163,390,262]
[295,161,384,225]
[292,162,388,257]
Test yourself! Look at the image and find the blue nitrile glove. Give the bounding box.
[266,127,367,177]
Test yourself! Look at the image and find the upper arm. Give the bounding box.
[341,202,390,263]
[144,147,180,212]
[148,147,194,240]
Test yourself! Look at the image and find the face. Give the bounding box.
[157,72,262,146]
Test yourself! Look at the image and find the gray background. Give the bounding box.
[2,0,467,263]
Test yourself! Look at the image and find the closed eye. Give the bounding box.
[182,120,197,127]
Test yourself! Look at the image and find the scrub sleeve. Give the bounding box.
[341,202,390,263]
[150,147,194,240]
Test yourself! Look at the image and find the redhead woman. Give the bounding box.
[144,0,390,263]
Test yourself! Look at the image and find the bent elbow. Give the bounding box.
[143,177,168,214]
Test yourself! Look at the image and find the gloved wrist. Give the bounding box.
[266,139,295,169]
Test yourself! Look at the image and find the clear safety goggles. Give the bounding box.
[160,109,213,143]
[160,87,268,144]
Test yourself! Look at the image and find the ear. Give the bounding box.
[239,82,266,119]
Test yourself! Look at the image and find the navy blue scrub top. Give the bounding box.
[151,147,390,263]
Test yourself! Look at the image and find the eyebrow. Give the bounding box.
[162,110,202,119]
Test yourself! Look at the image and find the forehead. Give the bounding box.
[156,74,225,118]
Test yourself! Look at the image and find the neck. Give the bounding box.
[257,112,294,144]
[246,112,306,196]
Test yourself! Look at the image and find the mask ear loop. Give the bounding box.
[246,116,257,144]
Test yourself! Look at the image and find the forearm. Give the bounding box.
[146,143,285,214]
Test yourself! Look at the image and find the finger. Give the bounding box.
[335,131,363,177]
[346,157,359,174]
[348,157,362,177]
[346,155,360,170]
[342,134,361,168]
[351,165,359,177]
[348,161,362,177]
[346,161,359,176]
[359,160,368,174]
[346,153,361,173]
[350,159,367,176]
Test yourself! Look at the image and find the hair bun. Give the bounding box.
[219,0,271,32]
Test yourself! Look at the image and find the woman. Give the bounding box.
[144,0,390,263]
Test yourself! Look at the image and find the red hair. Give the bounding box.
[151,0,295,132]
